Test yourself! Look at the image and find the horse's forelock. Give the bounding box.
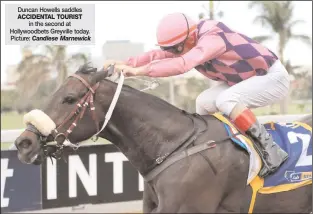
[75,63,98,75]
[73,63,114,85]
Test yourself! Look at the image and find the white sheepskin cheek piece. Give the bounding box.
[23,109,56,136]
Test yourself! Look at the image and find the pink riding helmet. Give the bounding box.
[156,13,198,47]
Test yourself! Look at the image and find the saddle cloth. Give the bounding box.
[212,113,312,194]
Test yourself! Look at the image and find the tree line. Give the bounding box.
[1,1,311,115]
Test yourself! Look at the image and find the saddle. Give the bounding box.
[212,112,312,194]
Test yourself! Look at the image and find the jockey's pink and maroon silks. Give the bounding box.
[126,19,278,86]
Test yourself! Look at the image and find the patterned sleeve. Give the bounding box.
[142,30,226,77]
[126,49,176,67]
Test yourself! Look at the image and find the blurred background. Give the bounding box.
[1,1,312,146]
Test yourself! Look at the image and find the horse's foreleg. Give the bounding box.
[150,154,230,213]
[143,182,158,214]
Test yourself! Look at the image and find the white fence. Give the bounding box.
[2,129,25,143]
[1,114,310,149]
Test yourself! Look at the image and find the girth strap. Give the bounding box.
[144,140,217,182]
[144,132,241,182]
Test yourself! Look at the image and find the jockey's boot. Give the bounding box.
[233,108,289,178]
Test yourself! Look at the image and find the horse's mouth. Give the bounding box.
[31,153,45,165]
[29,154,39,163]
[18,153,37,164]
[18,149,45,165]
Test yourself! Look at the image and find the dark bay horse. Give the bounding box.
[15,64,312,213]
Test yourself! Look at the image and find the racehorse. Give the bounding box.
[15,64,312,213]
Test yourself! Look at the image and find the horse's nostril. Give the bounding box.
[17,138,32,149]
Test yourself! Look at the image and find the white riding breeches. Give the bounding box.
[196,60,290,116]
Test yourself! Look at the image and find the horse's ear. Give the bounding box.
[106,64,115,77]
[91,65,115,83]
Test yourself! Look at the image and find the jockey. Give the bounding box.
[103,13,290,177]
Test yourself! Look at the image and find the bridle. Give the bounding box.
[47,74,101,157]
[26,73,102,159]
[23,64,240,181]
[24,65,158,160]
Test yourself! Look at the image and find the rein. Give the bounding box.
[26,65,159,160]
[25,64,239,181]
[46,68,209,171]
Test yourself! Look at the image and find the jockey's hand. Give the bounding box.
[103,60,126,70]
[114,65,147,77]
[114,64,137,77]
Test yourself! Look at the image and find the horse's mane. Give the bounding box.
[75,63,184,114]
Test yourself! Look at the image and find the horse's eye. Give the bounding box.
[63,96,76,104]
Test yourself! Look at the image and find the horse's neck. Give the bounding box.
[99,84,195,174]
